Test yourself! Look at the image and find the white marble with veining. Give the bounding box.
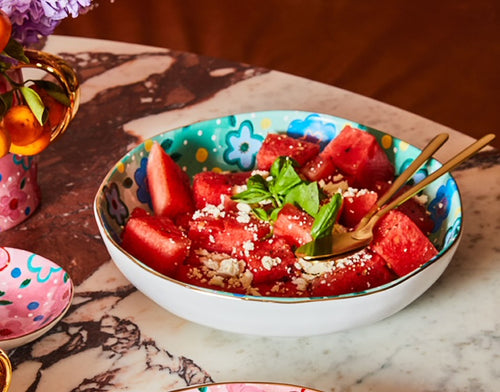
[7,36,499,392]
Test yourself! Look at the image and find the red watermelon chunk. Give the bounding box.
[192,171,251,210]
[273,203,314,247]
[322,125,394,189]
[147,142,195,218]
[301,154,339,182]
[174,251,248,294]
[371,209,438,277]
[310,251,396,297]
[253,279,310,297]
[121,207,191,276]
[256,133,321,171]
[188,208,272,255]
[371,181,435,235]
[242,238,297,283]
[340,188,378,228]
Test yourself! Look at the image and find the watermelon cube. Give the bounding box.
[301,154,339,182]
[174,251,248,294]
[188,209,272,255]
[321,125,394,189]
[242,237,297,283]
[310,251,396,297]
[192,171,250,210]
[121,207,191,276]
[273,203,314,247]
[371,210,438,277]
[256,133,321,171]
[147,142,195,218]
[339,188,378,228]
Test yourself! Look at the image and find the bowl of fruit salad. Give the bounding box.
[94,110,462,337]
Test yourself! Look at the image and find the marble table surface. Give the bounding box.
[2,36,499,392]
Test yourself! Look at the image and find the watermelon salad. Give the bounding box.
[121,125,438,298]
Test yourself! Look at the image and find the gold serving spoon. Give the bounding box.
[295,133,496,261]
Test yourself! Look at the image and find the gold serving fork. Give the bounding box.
[295,133,496,261]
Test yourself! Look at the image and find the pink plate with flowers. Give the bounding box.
[171,382,322,392]
[0,247,73,351]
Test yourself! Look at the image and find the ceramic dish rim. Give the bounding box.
[0,247,75,348]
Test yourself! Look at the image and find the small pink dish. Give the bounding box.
[171,382,322,392]
[0,247,73,351]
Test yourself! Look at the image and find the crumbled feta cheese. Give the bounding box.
[261,256,282,270]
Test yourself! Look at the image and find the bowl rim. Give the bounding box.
[94,109,463,304]
[0,247,74,347]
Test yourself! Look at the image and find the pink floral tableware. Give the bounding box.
[0,247,73,351]
[171,382,322,392]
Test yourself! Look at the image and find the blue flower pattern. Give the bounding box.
[428,178,457,233]
[135,157,152,208]
[287,114,338,148]
[224,120,263,170]
[443,216,462,249]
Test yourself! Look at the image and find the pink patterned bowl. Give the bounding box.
[171,382,322,392]
[0,247,73,351]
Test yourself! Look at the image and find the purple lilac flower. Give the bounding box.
[0,1,93,46]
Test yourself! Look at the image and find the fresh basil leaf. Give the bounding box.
[252,207,269,221]
[20,86,47,125]
[231,187,271,204]
[232,174,272,204]
[310,193,343,239]
[269,156,287,179]
[284,182,320,217]
[269,205,283,222]
[271,161,303,196]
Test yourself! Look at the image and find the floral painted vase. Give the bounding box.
[0,50,80,231]
[0,153,41,231]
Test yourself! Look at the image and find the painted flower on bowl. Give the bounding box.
[224,120,263,170]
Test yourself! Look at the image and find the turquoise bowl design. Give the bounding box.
[98,110,461,260]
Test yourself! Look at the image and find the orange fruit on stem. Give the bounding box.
[0,10,12,53]
[31,85,67,129]
[2,105,44,146]
[9,128,51,156]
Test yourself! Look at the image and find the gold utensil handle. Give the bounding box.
[0,348,12,392]
[15,49,80,142]
[357,133,449,229]
[375,133,496,219]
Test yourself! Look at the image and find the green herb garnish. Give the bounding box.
[232,156,343,239]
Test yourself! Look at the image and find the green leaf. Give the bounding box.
[0,91,14,117]
[32,80,71,106]
[20,279,31,288]
[231,174,272,204]
[252,207,270,221]
[310,193,343,240]
[3,38,29,63]
[284,182,320,217]
[20,86,47,125]
[271,160,303,196]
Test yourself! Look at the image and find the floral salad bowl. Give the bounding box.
[94,110,463,337]
[0,247,74,350]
